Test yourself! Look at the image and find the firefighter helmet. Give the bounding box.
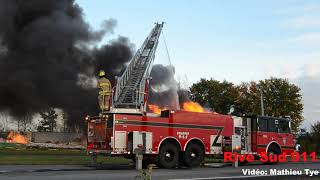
[99,70,105,77]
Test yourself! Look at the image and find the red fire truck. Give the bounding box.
[86,112,295,168]
[86,23,295,168]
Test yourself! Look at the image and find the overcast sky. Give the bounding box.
[76,0,320,129]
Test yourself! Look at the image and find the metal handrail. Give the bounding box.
[112,86,146,109]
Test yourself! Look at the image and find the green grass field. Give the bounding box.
[0,143,222,165]
[0,143,130,165]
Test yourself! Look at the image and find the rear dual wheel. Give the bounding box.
[182,143,204,167]
[158,142,204,168]
[158,143,179,168]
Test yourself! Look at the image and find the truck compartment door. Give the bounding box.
[114,131,127,152]
[133,131,153,154]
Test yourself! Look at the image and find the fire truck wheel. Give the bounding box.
[158,143,179,169]
[183,143,204,167]
[266,145,281,164]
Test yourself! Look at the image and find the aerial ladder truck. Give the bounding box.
[86,23,295,168]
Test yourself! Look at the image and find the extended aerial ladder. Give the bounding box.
[111,22,164,114]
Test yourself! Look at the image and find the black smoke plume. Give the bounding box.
[0,0,132,130]
[148,64,190,110]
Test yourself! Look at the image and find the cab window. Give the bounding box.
[279,119,290,133]
[257,118,268,132]
[257,117,278,132]
[268,119,278,132]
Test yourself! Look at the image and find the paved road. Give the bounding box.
[0,162,319,180]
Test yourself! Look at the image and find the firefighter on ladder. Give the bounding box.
[98,70,112,112]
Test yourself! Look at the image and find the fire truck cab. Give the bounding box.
[233,115,294,155]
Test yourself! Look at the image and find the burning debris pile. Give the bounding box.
[0,0,133,130]
[3,131,85,149]
[6,131,28,144]
[147,64,207,114]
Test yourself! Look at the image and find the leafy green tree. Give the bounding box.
[297,132,315,154]
[311,122,320,154]
[190,78,238,114]
[234,81,261,116]
[236,78,303,131]
[37,108,58,132]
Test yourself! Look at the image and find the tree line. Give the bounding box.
[297,123,320,155]
[190,77,304,132]
[0,108,70,133]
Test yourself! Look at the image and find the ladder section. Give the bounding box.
[113,23,164,110]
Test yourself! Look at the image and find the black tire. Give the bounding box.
[183,143,204,167]
[158,143,179,168]
[267,146,281,164]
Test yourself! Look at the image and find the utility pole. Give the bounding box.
[259,88,265,116]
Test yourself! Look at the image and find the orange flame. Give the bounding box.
[148,104,163,114]
[182,101,206,112]
[6,131,28,144]
[148,101,207,114]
